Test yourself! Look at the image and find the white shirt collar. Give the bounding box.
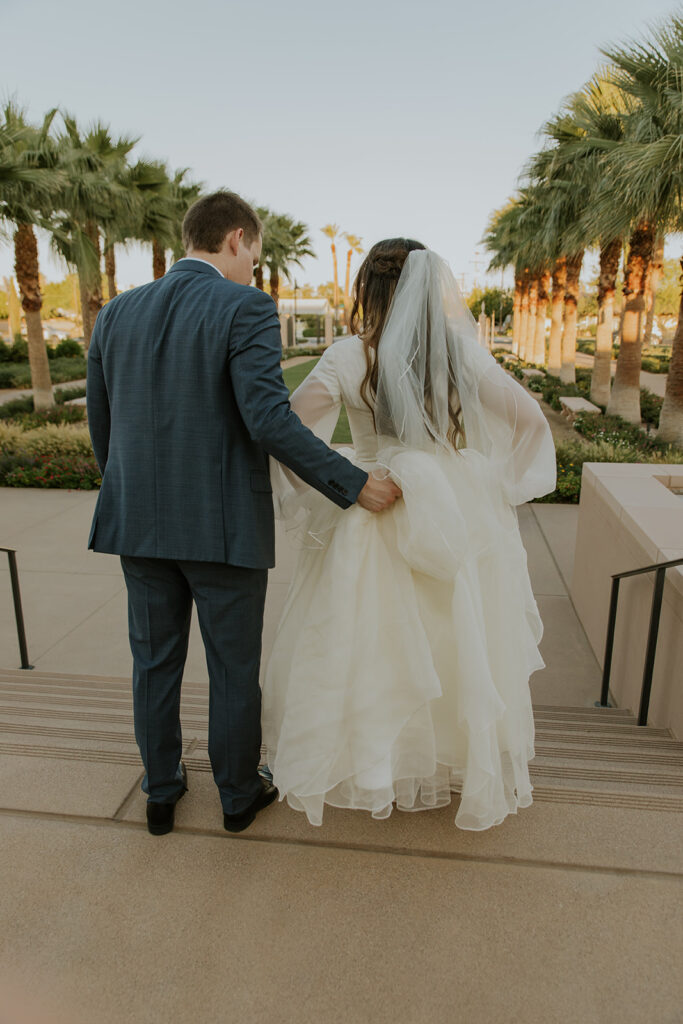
[176,256,224,278]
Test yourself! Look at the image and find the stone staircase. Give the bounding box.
[1,669,682,816]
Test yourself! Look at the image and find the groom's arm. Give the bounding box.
[228,288,367,509]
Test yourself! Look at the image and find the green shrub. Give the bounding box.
[8,339,28,362]
[0,355,87,389]
[639,388,664,428]
[540,371,596,411]
[282,345,327,358]
[55,385,86,404]
[572,410,680,459]
[0,395,86,427]
[534,436,681,505]
[0,396,34,420]
[1,452,100,489]
[55,338,83,358]
[0,423,24,454]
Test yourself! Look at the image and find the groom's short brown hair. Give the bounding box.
[182,191,262,253]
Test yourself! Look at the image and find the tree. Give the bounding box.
[54,115,135,346]
[592,17,683,436]
[266,214,314,309]
[543,75,633,404]
[124,160,175,281]
[342,232,363,324]
[2,276,22,340]
[321,224,340,319]
[0,104,61,409]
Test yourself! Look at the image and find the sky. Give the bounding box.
[0,0,679,293]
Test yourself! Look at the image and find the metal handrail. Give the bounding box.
[1,547,32,670]
[599,557,683,725]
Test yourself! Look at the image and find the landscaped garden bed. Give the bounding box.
[0,338,86,389]
[1,360,679,497]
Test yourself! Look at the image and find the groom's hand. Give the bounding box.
[357,474,402,513]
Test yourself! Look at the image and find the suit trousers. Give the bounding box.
[120,556,268,814]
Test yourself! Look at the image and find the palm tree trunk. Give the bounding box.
[331,242,338,321]
[512,275,522,354]
[269,268,280,309]
[656,257,683,445]
[560,251,584,384]
[104,245,117,300]
[591,238,622,407]
[78,273,92,345]
[3,276,22,342]
[547,257,566,376]
[14,223,53,410]
[643,235,664,349]
[607,223,655,423]
[526,277,538,363]
[518,271,530,361]
[343,248,353,327]
[152,239,166,279]
[254,265,264,291]
[81,220,103,350]
[533,270,550,365]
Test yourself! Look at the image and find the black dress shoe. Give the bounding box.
[223,778,279,833]
[146,762,188,836]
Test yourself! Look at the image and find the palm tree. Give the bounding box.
[342,233,363,323]
[590,19,683,430]
[254,206,275,292]
[483,201,525,351]
[2,275,22,341]
[532,268,551,365]
[124,160,175,280]
[54,115,135,346]
[643,235,665,348]
[547,257,566,375]
[167,168,202,264]
[266,214,314,309]
[321,223,340,320]
[544,75,633,404]
[0,104,61,409]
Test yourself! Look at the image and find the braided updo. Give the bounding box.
[349,237,426,417]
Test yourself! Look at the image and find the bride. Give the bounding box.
[262,240,556,830]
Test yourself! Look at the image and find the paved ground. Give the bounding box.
[2,490,682,1023]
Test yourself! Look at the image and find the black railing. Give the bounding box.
[1,547,32,670]
[600,557,683,726]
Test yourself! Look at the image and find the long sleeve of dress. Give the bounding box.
[270,347,347,520]
[474,362,557,506]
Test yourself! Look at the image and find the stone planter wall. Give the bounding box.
[571,463,683,738]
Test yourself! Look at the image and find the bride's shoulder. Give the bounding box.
[324,335,365,365]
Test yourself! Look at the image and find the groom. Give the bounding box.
[87,190,400,836]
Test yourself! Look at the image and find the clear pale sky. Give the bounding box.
[0,0,678,292]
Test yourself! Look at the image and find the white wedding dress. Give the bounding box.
[262,253,557,831]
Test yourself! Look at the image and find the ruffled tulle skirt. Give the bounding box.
[262,446,544,831]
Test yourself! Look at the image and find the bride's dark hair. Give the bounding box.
[349,237,464,448]
[349,238,426,416]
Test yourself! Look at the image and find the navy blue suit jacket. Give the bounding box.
[86,259,367,568]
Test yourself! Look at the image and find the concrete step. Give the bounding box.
[534,720,672,738]
[534,742,683,767]
[533,704,636,721]
[529,761,683,790]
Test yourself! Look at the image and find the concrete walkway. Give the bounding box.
[1,491,681,1024]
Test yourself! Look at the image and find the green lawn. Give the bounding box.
[282,358,351,444]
